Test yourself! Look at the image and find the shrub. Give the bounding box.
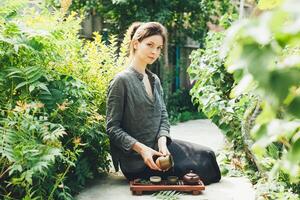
[188,31,253,149]
[167,88,206,124]
[222,0,300,184]
[0,1,126,199]
[188,5,300,197]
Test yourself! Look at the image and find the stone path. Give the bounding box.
[76,119,256,200]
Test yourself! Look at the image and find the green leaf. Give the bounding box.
[258,0,283,10]
[6,68,23,78]
[286,95,300,118]
[15,81,28,90]
[25,66,41,76]
[255,101,276,125]
[37,82,50,94]
[289,138,300,162]
[252,119,300,149]
[243,44,276,87]
[230,74,254,98]
[152,190,181,200]
[29,85,35,93]
[267,143,280,159]
[269,68,300,103]
[26,69,43,83]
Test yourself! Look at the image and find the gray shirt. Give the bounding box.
[106,67,171,173]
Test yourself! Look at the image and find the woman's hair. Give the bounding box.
[125,22,168,62]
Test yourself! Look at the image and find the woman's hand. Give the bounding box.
[132,142,163,171]
[158,136,170,156]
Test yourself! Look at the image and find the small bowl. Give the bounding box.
[155,155,174,171]
[149,176,162,184]
[167,176,178,184]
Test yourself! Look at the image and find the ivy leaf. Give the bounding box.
[252,119,300,152]
[243,44,276,88]
[255,101,276,125]
[269,68,300,103]
[230,74,254,98]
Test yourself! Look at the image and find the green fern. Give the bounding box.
[0,110,64,184]
[5,66,45,91]
[0,126,15,162]
[152,190,182,200]
[0,0,27,19]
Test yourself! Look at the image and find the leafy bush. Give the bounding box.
[167,88,206,124]
[0,1,126,199]
[188,31,254,149]
[222,0,300,184]
[188,29,262,188]
[188,5,299,197]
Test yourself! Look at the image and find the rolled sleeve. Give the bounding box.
[156,77,172,145]
[106,75,137,152]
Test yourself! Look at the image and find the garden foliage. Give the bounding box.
[0,0,126,199]
[188,30,253,150]
[47,0,235,45]
[222,0,300,183]
[188,0,299,198]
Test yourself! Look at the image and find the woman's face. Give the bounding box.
[133,35,163,65]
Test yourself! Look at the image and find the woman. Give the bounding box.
[106,22,221,184]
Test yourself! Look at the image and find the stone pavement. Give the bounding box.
[76,119,256,200]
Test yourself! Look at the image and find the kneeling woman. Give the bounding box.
[106,22,221,185]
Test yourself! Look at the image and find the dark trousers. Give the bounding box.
[122,139,221,185]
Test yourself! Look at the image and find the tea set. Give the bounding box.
[148,154,201,185]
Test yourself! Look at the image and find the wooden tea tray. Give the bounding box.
[130,179,205,195]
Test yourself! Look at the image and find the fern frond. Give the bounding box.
[30,147,61,175]
[0,126,16,162]
[42,123,66,143]
[5,65,44,91]
[0,0,28,19]
[152,190,182,200]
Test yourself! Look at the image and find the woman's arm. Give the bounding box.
[132,142,163,171]
[158,136,170,156]
[156,76,172,145]
[106,76,138,152]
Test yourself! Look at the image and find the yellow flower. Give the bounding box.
[94,113,104,121]
[14,101,30,112]
[60,0,72,13]
[57,101,69,111]
[73,137,81,146]
[34,102,45,109]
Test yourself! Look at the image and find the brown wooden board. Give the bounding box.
[130,179,205,195]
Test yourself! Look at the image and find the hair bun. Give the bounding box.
[126,22,143,40]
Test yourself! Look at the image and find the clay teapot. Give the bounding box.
[183,170,200,185]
